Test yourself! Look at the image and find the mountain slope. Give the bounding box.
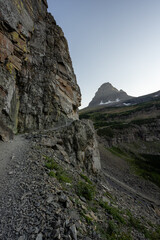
[80,97,160,188]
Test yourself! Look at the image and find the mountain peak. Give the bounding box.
[88,82,131,107]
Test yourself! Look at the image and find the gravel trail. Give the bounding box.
[0,135,30,193]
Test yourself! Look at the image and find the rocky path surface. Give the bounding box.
[0,135,31,239]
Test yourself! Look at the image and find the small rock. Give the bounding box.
[70,210,79,221]
[65,219,70,227]
[70,224,77,240]
[52,219,61,229]
[59,193,68,203]
[80,196,86,202]
[52,228,61,239]
[102,196,110,204]
[18,236,26,240]
[35,227,39,234]
[36,233,43,240]
[46,195,54,203]
[66,183,71,186]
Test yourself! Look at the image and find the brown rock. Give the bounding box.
[0,32,14,62]
[8,55,22,71]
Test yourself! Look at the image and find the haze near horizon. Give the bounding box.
[48,0,160,109]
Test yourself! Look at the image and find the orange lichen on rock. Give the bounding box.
[11,31,27,53]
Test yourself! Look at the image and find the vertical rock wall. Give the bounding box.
[0,0,81,138]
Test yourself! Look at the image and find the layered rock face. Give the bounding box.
[88,82,131,107]
[0,0,81,138]
[37,119,101,173]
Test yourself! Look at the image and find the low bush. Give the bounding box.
[80,173,92,184]
[76,181,95,201]
[99,200,125,224]
[44,156,72,183]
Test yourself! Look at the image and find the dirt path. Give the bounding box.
[0,135,30,192]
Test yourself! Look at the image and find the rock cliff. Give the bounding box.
[0,0,81,139]
[88,82,132,107]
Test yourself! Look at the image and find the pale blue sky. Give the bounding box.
[47,0,160,108]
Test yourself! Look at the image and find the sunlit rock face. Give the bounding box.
[88,82,131,107]
[0,0,81,139]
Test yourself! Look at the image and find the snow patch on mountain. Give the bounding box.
[123,103,132,106]
[99,98,120,105]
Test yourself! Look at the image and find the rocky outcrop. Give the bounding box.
[34,120,101,173]
[88,82,132,107]
[0,0,81,140]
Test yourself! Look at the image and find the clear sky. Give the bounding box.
[47,0,160,108]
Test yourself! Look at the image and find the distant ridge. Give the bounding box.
[88,82,132,107]
[121,90,160,106]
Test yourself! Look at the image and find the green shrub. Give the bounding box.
[44,156,72,183]
[44,156,59,170]
[76,181,95,201]
[80,173,92,184]
[99,201,125,224]
[56,171,72,183]
[48,171,56,177]
[107,220,118,235]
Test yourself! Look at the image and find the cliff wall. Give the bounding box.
[0,0,81,139]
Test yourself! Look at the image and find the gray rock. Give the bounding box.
[52,219,61,229]
[18,236,26,240]
[52,228,60,239]
[70,210,79,221]
[52,120,101,173]
[59,193,68,203]
[46,195,54,203]
[36,233,43,240]
[102,196,110,205]
[70,224,77,240]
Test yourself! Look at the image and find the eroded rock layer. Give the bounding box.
[0,0,81,138]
